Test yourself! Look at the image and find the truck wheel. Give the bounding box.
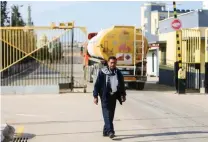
[136,82,145,90]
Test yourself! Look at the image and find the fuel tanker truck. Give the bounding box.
[82,26,149,90]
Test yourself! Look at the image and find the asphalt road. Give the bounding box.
[2,83,208,142]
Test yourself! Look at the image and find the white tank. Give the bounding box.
[87,29,106,59]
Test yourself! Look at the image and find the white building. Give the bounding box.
[203,0,208,9]
[141,2,187,77]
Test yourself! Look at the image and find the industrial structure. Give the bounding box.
[159,9,208,93]
[143,1,208,93]
[1,1,207,94]
[141,2,188,77]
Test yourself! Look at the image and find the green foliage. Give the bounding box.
[11,5,25,26]
[1,1,10,26]
[34,46,50,60]
[49,40,63,61]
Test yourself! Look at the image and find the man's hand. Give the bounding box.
[121,96,126,102]
[94,97,98,105]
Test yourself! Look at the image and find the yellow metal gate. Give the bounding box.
[0,23,87,92]
[181,29,201,90]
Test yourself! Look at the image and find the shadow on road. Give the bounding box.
[30,130,208,142]
[113,131,208,141]
[142,83,175,92]
[126,82,200,94]
[142,83,201,94]
[9,117,208,126]
[1,61,40,86]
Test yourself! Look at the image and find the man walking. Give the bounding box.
[93,56,127,139]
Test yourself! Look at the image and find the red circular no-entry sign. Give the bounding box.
[171,19,182,30]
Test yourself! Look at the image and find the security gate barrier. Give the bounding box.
[181,29,201,90]
[0,23,87,92]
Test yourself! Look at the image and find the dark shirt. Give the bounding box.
[93,68,126,105]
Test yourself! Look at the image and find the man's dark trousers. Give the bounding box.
[101,94,117,135]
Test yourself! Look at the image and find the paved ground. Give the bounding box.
[1,82,208,142]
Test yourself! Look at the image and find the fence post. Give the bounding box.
[205,28,208,93]
[173,1,186,94]
[70,26,74,92]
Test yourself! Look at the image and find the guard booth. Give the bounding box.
[180,28,208,93]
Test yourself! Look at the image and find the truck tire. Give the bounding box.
[136,82,145,90]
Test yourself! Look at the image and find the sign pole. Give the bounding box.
[173,1,186,94]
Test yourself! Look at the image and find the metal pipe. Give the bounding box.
[141,26,144,76]
[133,27,136,76]
[205,28,208,62]
[70,27,74,91]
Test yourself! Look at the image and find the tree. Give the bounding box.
[11,5,25,26]
[49,39,63,63]
[1,1,10,26]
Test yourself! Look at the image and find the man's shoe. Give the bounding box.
[103,133,108,137]
[108,132,115,139]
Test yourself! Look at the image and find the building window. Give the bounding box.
[160,46,166,65]
[144,10,149,18]
[159,16,166,21]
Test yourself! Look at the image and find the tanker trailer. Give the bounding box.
[83,26,149,90]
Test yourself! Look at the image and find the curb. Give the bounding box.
[1,124,15,142]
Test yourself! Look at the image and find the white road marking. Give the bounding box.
[15,113,46,117]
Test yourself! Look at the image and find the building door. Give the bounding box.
[147,49,158,77]
[152,52,155,73]
[151,50,158,77]
[147,50,152,76]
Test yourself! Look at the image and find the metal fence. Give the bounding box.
[0,24,87,92]
[181,29,201,90]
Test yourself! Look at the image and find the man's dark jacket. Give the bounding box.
[93,67,126,105]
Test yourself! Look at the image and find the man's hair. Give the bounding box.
[108,56,117,61]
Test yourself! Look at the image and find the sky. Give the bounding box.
[7,1,203,32]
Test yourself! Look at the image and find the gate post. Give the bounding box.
[205,28,208,93]
[198,29,205,94]
[173,1,185,94]
[71,24,74,92]
[176,30,186,94]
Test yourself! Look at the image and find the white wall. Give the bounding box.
[147,48,159,76]
[203,0,208,9]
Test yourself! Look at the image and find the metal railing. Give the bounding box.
[181,29,201,63]
[0,23,87,92]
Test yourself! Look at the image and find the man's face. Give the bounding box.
[108,59,117,70]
